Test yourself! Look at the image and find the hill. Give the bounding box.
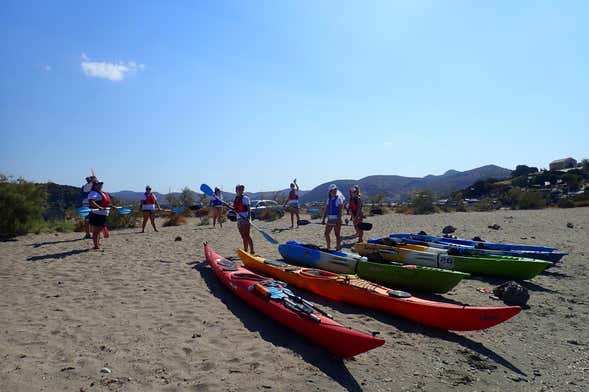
[42,165,511,212]
[299,165,511,202]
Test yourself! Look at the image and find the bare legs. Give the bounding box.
[289,209,300,228]
[238,220,254,253]
[141,211,158,232]
[212,207,223,228]
[324,222,342,250]
[91,225,102,249]
[353,216,364,242]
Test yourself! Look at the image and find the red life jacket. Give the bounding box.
[288,190,298,200]
[144,193,156,205]
[349,196,360,214]
[234,196,247,213]
[97,192,111,208]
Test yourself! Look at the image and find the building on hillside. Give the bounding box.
[549,157,577,171]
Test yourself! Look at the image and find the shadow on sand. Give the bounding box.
[27,248,90,262]
[263,281,528,377]
[193,261,364,392]
[466,275,558,294]
[29,237,86,248]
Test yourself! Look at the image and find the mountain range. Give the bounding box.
[109,164,511,203]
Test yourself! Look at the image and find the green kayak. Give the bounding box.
[354,257,469,293]
[354,242,551,280]
[279,241,468,293]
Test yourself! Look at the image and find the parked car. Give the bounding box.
[227,199,284,221]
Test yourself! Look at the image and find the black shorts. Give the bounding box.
[89,213,107,228]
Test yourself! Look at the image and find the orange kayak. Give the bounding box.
[238,249,521,331]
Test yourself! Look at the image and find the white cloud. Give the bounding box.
[80,54,144,81]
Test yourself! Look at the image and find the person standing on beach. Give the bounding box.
[234,184,254,253]
[81,176,96,239]
[348,185,364,243]
[140,185,161,232]
[87,181,116,249]
[321,184,345,250]
[210,187,224,228]
[284,179,300,228]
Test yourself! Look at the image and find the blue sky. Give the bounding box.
[1,0,587,193]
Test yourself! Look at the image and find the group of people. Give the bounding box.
[80,176,365,252]
[321,183,364,250]
[81,177,163,249]
[207,179,364,253]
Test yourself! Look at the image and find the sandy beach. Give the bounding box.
[1,207,588,391]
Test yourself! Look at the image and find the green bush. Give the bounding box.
[507,189,546,210]
[473,199,496,211]
[106,210,140,229]
[198,215,210,226]
[412,190,435,214]
[0,175,47,237]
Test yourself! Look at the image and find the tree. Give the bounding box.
[179,187,196,208]
[412,190,435,214]
[0,174,47,237]
[511,165,538,178]
[561,173,582,192]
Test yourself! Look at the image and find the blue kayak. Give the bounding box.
[278,241,358,274]
[384,235,566,263]
[390,233,557,252]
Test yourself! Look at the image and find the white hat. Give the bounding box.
[328,184,337,191]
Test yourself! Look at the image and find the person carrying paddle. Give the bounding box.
[140,185,161,232]
[234,184,254,254]
[322,184,345,250]
[348,185,364,243]
[87,181,117,249]
[81,175,96,239]
[284,179,300,228]
[210,187,224,228]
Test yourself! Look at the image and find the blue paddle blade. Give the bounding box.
[200,183,215,197]
[173,207,184,214]
[77,207,90,217]
[118,208,132,215]
[260,230,279,244]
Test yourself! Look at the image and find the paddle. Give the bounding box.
[297,219,372,231]
[200,183,278,244]
[282,287,333,319]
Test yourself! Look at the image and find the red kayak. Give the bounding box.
[203,243,384,358]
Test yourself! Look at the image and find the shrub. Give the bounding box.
[194,207,210,217]
[163,214,187,226]
[557,198,575,208]
[508,189,546,210]
[412,190,435,215]
[106,210,140,229]
[0,175,47,237]
[473,199,497,211]
[198,215,210,226]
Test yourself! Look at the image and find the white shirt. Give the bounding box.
[88,190,110,216]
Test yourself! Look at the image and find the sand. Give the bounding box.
[1,207,588,391]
